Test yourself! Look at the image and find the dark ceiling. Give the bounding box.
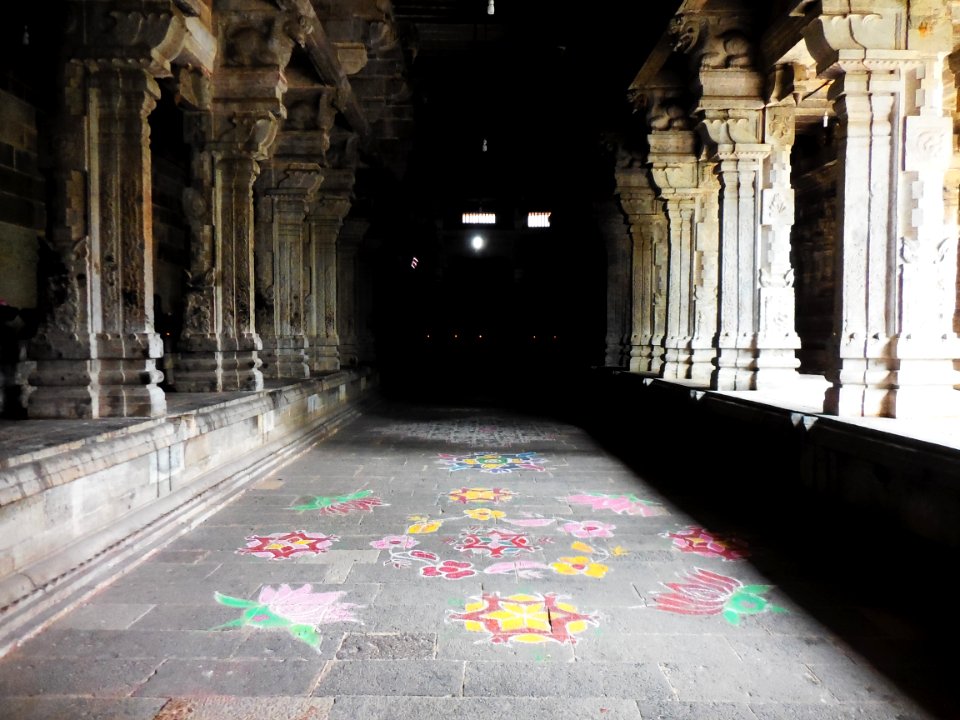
[388,1,682,209]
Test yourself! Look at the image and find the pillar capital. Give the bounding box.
[669,6,755,75]
[801,2,918,77]
[309,193,353,231]
[261,161,324,201]
[278,86,340,161]
[66,0,190,77]
[210,109,283,161]
[219,0,313,71]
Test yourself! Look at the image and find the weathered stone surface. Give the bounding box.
[154,696,334,720]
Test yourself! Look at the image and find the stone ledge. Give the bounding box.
[0,368,378,656]
[595,370,960,547]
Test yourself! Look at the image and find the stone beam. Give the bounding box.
[278,0,372,147]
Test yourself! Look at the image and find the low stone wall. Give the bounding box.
[0,368,377,655]
[587,370,960,549]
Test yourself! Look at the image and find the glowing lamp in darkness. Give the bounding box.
[471,235,485,251]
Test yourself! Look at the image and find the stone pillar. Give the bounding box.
[176,105,222,392]
[597,198,632,368]
[216,149,268,390]
[307,194,351,372]
[338,218,369,367]
[671,9,772,390]
[946,51,960,357]
[27,4,190,417]
[615,168,668,374]
[804,1,960,417]
[647,123,719,383]
[690,160,721,385]
[755,77,802,388]
[175,0,311,391]
[255,163,322,379]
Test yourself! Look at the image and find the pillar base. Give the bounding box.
[310,340,340,374]
[629,345,653,373]
[259,336,310,380]
[690,340,717,385]
[174,333,265,392]
[27,332,167,418]
[662,336,692,381]
[27,357,166,419]
[339,343,360,368]
[713,345,757,391]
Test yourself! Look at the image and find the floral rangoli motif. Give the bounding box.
[421,559,477,579]
[292,489,386,515]
[651,568,785,626]
[407,517,444,534]
[383,547,479,579]
[450,528,542,558]
[213,584,361,649]
[463,508,505,521]
[448,592,599,645]
[448,487,515,504]
[559,520,615,538]
[370,535,419,550]
[550,555,609,579]
[438,452,546,474]
[663,526,749,561]
[237,531,339,560]
[561,492,667,517]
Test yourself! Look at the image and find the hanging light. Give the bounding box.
[487,0,495,15]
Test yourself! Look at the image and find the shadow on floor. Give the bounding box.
[373,366,959,720]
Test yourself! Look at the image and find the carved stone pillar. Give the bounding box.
[255,163,322,379]
[672,8,771,390]
[804,1,960,417]
[27,4,191,417]
[218,151,269,389]
[175,84,240,392]
[337,218,369,367]
[176,0,310,390]
[946,51,960,358]
[615,168,667,373]
[307,194,350,372]
[648,128,719,383]
[597,198,632,368]
[756,83,802,388]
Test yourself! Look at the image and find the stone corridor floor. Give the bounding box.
[0,398,957,720]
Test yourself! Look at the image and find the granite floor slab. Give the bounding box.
[0,399,955,720]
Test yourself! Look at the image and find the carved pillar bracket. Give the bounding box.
[615,167,667,374]
[27,1,194,418]
[256,162,323,379]
[307,192,353,373]
[804,2,960,417]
